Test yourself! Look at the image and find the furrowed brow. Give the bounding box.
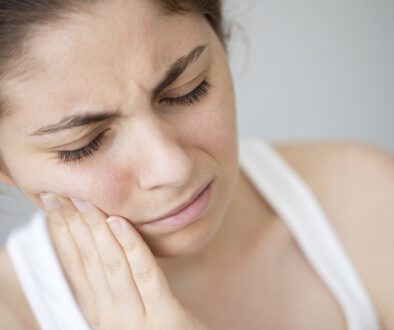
[30,111,121,136]
[29,44,208,136]
[153,44,208,95]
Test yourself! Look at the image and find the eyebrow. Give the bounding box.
[30,44,208,136]
[153,44,207,95]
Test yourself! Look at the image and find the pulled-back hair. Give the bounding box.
[0,0,225,120]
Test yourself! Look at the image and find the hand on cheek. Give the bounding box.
[38,193,208,329]
[39,192,130,324]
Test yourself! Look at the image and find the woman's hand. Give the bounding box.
[39,193,209,330]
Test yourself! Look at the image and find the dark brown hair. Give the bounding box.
[0,0,225,120]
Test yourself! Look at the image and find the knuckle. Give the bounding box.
[122,240,138,254]
[103,258,123,276]
[48,215,67,229]
[80,248,98,266]
[64,211,80,223]
[111,287,130,303]
[86,220,103,232]
[84,212,105,229]
[134,267,155,283]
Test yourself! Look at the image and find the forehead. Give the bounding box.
[25,0,206,81]
[2,0,210,129]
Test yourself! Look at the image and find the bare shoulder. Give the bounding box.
[0,248,39,330]
[272,140,394,328]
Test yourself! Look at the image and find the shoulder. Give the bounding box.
[272,139,394,327]
[0,248,39,330]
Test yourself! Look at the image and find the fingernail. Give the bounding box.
[70,198,88,213]
[40,192,61,210]
[106,217,122,235]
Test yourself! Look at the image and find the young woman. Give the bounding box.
[0,0,392,329]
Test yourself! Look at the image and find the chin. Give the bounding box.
[143,213,223,258]
[146,170,239,259]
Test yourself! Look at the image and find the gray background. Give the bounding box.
[1,0,393,245]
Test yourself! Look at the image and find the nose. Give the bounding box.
[133,118,193,191]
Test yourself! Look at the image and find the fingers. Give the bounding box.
[40,193,144,318]
[43,195,98,324]
[41,194,113,309]
[40,192,178,323]
[106,216,178,317]
[70,198,144,313]
[58,198,115,308]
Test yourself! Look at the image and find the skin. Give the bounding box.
[0,0,246,264]
[0,2,275,327]
[1,0,394,329]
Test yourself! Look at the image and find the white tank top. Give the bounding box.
[5,138,382,330]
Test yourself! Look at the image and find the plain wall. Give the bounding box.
[1,0,393,244]
[226,0,393,149]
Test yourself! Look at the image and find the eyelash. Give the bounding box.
[57,128,110,164]
[159,79,211,106]
[56,79,211,164]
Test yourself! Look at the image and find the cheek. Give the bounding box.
[191,51,237,161]
[71,165,131,210]
[61,164,133,213]
[22,162,132,213]
[188,78,237,163]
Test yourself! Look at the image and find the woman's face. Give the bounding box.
[0,0,239,257]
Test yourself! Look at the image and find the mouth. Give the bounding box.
[138,179,214,229]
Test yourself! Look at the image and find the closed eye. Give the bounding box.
[56,128,111,164]
[55,79,211,164]
[159,79,211,107]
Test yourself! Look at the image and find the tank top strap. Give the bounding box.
[238,137,381,330]
[5,211,91,330]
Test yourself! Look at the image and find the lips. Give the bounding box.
[140,179,213,225]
